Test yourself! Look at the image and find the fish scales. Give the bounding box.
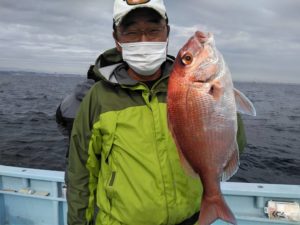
[167,31,246,225]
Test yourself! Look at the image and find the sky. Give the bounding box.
[0,0,300,83]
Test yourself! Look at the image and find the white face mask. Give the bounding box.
[118,41,168,76]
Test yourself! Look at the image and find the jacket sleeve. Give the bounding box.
[56,103,74,139]
[56,80,96,137]
[236,113,247,154]
[66,86,101,225]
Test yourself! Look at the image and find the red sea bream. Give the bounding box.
[167,31,256,225]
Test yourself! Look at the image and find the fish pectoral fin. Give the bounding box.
[222,142,240,181]
[234,88,256,116]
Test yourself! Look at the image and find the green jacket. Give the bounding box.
[66,48,247,225]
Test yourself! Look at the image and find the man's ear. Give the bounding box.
[113,31,122,52]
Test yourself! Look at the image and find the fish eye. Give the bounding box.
[181,52,193,65]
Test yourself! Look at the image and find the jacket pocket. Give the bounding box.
[98,112,119,201]
[100,112,118,162]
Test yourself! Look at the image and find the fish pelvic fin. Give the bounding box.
[234,88,256,116]
[198,194,237,225]
[221,142,240,181]
[222,142,240,181]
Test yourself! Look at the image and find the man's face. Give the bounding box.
[114,8,169,50]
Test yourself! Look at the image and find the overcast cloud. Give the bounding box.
[0,0,299,83]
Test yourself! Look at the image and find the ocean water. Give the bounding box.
[0,72,299,185]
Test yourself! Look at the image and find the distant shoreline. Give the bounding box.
[1,70,299,86]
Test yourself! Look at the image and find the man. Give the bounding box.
[66,0,247,225]
[56,65,100,139]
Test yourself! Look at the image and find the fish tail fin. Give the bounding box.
[198,195,237,225]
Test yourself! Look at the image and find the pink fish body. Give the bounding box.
[167,31,256,225]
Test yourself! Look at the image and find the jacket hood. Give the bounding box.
[72,49,121,101]
[93,48,123,84]
[95,48,123,68]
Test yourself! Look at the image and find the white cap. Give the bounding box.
[113,0,167,26]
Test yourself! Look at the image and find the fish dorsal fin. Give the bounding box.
[222,142,240,181]
[234,88,256,116]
